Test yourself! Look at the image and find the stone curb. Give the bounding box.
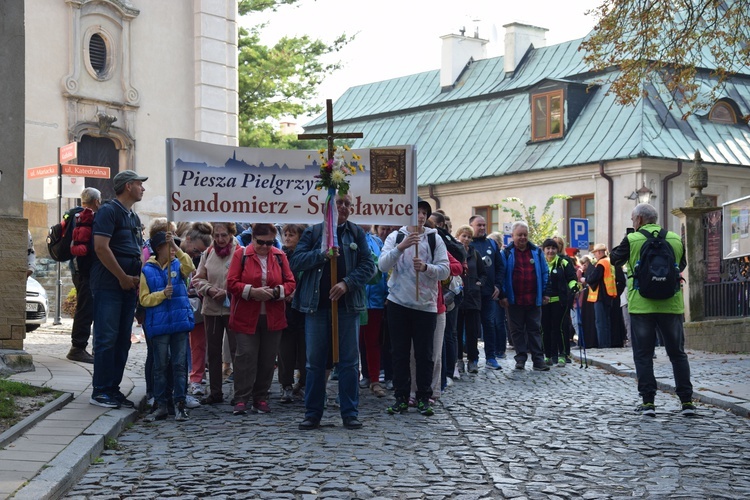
[10,385,146,500]
[577,355,750,418]
[0,392,73,449]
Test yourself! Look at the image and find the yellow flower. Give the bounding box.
[343,145,351,151]
[318,148,325,155]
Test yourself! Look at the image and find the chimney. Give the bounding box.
[440,31,488,89]
[503,22,547,76]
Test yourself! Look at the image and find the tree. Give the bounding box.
[237,0,354,147]
[579,0,750,118]
[494,195,571,245]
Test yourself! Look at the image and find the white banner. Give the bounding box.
[43,175,86,200]
[166,139,418,225]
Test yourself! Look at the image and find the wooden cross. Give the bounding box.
[298,99,363,161]
[297,99,363,363]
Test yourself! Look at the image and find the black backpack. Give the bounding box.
[46,207,82,262]
[436,227,466,264]
[633,228,680,300]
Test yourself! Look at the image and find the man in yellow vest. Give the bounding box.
[587,243,619,348]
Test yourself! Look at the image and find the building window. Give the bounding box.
[84,31,112,80]
[531,90,564,141]
[567,195,595,250]
[472,206,499,233]
[708,101,737,124]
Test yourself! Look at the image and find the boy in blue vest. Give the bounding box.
[139,231,196,422]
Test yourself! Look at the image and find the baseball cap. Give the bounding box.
[113,170,148,192]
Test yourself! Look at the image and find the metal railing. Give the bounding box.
[704,281,750,318]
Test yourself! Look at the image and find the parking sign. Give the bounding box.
[569,218,589,249]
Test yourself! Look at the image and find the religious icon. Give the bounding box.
[370,149,406,195]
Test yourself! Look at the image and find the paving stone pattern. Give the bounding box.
[24,327,750,499]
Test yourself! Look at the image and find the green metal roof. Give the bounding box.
[305,37,750,186]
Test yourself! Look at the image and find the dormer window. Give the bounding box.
[709,101,737,124]
[531,89,564,141]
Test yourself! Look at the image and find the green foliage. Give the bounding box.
[580,0,750,118]
[0,379,55,419]
[237,0,354,148]
[494,195,571,245]
[104,437,121,451]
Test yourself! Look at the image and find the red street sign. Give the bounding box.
[27,165,58,179]
[61,164,110,179]
[59,142,77,164]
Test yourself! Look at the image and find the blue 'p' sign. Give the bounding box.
[569,218,589,250]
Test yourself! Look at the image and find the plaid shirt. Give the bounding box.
[512,246,536,306]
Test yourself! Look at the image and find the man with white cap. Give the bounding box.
[587,243,618,348]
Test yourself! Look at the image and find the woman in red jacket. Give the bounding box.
[226,224,296,415]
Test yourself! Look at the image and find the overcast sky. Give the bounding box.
[243,0,602,122]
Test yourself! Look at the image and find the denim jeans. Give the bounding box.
[507,305,545,366]
[145,333,173,399]
[479,295,497,360]
[304,309,360,420]
[151,332,189,405]
[71,271,93,349]
[442,305,459,383]
[594,300,612,348]
[494,302,507,356]
[630,313,693,403]
[91,288,138,397]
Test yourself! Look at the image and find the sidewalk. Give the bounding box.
[1,320,146,500]
[1,321,748,499]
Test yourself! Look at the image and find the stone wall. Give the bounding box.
[0,217,29,350]
[685,318,750,353]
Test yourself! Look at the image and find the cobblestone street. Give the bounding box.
[23,327,750,499]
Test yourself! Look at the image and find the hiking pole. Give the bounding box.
[580,336,588,369]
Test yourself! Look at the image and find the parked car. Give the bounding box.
[26,277,48,332]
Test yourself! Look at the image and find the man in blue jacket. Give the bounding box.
[290,193,376,431]
[469,215,504,370]
[499,221,550,371]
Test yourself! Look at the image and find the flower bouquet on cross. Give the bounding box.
[310,144,365,255]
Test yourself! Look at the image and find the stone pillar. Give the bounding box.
[672,206,715,322]
[194,0,239,146]
[0,0,32,369]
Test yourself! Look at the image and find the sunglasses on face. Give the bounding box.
[254,238,275,246]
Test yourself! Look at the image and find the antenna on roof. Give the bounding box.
[459,26,466,36]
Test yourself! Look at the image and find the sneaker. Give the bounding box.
[532,364,550,371]
[485,358,502,370]
[280,386,294,404]
[544,357,554,366]
[147,396,155,407]
[557,357,566,368]
[379,370,385,383]
[114,392,135,408]
[145,405,168,422]
[680,402,697,417]
[370,383,386,398]
[90,393,120,409]
[252,400,271,414]
[514,362,525,370]
[185,395,201,409]
[342,416,363,429]
[175,402,189,422]
[190,382,205,396]
[565,356,572,364]
[384,380,394,391]
[497,352,507,359]
[298,417,320,430]
[637,403,656,417]
[292,382,305,398]
[386,400,409,415]
[467,361,479,374]
[445,377,454,387]
[233,402,247,415]
[67,346,94,364]
[417,400,434,416]
[457,360,465,373]
[200,393,224,405]
[452,367,461,380]
[359,377,370,389]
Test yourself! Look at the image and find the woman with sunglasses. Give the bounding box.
[226,223,296,415]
